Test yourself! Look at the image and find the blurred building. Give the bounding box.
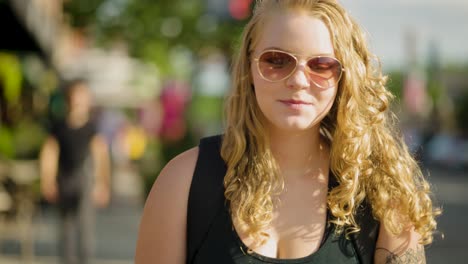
[1,0,62,62]
[1,0,159,109]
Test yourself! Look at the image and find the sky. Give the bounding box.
[340,0,468,70]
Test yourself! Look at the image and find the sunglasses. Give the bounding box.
[253,50,344,89]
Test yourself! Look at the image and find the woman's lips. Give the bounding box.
[278,99,312,110]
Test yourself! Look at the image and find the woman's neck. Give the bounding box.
[268,127,329,180]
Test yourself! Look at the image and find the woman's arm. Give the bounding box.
[374,222,426,264]
[135,147,199,264]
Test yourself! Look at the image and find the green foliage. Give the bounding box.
[427,79,444,105]
[0,53,22,105]
[0,119,46,159]
[386,71,404,100]
[12,118,47,159]
[63,0,108,28]
[189,95,224,123]
[64,0,248,76]
[0,126,14,159]
[454,89,468,133]
[444,62,468,74]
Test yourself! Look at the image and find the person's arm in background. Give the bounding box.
[90,134,111,208]
[39,136,60,203]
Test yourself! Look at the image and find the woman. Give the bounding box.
[135,1,440,263]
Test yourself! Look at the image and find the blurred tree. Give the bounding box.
[386,71,404,100]
[64,0,108,28]
[0,52,48,159]
[0,53,22,159]
[426,40,443,113]
[63,0,251,76]
[454,88,468,134]
[0,53,22,110]
[0,126,14,159]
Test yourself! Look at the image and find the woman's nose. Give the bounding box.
[286,64,310,90]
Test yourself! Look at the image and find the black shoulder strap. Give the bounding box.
[186,135,226,264]
[330,174,380,263]
[352,201,380,264]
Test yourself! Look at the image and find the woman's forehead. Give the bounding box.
[253,10,335,56]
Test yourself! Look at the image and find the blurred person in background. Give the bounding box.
[39,79,111,264]
[136,0,440,263]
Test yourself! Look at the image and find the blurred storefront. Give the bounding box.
[0,1,62,260]
[0,0,156,260]
[0,0,60,59]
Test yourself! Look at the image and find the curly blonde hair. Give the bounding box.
[221,0,440,245]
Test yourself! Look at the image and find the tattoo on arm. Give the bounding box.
[376,246,426,264]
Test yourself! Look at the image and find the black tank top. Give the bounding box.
[188,135,365,263]
[51,119,96,173]
[50,119,97,210]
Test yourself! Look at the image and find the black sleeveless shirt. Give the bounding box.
[50,119,97,210]
[187,135,378,264]
[50,119,97,174]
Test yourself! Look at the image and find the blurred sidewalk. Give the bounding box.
[424,166,468,264]
[427,166,468,205]
[0,165,144,264]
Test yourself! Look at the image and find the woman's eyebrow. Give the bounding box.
[261,47,335,57]
[261,46,291,52]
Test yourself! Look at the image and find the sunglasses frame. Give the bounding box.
[253,49,345,89]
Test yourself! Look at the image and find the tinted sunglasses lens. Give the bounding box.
[258,51,296,81]
[307,57,342,88]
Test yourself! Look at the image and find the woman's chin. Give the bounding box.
[270,119,321,133]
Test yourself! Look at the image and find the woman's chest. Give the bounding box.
[194,206,359,264]
[235,189,329,259]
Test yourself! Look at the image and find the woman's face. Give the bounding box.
[251,9,338,133]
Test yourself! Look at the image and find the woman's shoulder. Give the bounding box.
[155,147,200,193]
[143,146,200,216]
[135,147,200,263]
[153,134,223,194]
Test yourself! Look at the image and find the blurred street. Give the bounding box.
[425,166,468,264]
[0,168,144,264]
